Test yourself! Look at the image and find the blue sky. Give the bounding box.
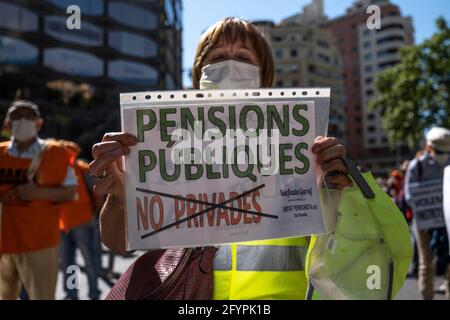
[181,0,450,86]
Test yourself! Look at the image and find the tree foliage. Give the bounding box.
[370,17,450,148]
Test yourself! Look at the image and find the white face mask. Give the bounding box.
[11,118,38,142]
[199,60,261,90]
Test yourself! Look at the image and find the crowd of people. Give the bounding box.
[381,128,450,299]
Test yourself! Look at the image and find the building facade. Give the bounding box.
[325,0,414,174]
[254,19,346,143]
[0,0,182,156]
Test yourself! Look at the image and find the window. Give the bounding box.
[273,35,283,42]
[363,53,372,61]
[44,48,103,77]
[367,113,375,120]
[47,0,104,16]
[365,65,373,73]
[290,49,298,58]
[0,36,38,65]
[363,41,371,49]
[377,48,398,57]
[277,80,284,87]
[108,60,158,85]
[368,138,376,144]
[317,39,330,49]
[45,16,103,47]
[289,64,299,73]
[378,61,399,69]
[317,53,330,64]
[275,48,283,59]
[377,36,404,45]
[0,2,38,31]
[377,23,403,32]
[368,126,376,132]
[109,31,157,58]
[109,2,157,30]
[365,77,373,84]
[366,89,374,96]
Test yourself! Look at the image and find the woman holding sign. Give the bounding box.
[90,17,408,300]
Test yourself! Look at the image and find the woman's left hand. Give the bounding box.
[312,136,353,190]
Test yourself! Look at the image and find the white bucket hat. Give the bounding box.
[426,127,450,152]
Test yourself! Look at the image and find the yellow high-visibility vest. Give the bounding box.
[213,237,309,300]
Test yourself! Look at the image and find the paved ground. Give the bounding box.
[56,249,448,300]
[395,276,447,300]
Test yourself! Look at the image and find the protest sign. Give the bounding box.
[120,88,331,250]
[408,178,445,231]
[443,166,450,249]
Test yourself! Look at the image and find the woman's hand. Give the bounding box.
[89,132,138,200]
[312,136,352,190]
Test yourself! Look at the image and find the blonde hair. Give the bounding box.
[192,17,274,89]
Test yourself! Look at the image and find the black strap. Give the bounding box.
[306,281,315,300]
[344,158,375,199]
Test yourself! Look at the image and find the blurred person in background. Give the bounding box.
[58,141,105,300]
[387,160,418,277]
[405,127,450,299]
[0,100,77,300]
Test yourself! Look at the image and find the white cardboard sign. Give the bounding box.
[409,178,445,231]
[120,88,331,249]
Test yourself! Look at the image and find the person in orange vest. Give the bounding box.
[0,100,78,300]
[58,141,104,300]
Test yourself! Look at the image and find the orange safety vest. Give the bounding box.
[0,140,75,253]
[59,159,94,232]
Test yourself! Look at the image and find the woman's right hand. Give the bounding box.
[89,132,138,200]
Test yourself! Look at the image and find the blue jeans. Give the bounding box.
[59,219,101,300]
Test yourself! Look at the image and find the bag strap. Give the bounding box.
[27,140,48,182]
[344,158,375,199]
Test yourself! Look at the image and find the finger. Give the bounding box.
[316,144,345,164]
[321,158,348,174]
[325,174,353,190]
[93,175,115,195]
[102,132,138,146]
[92,141,130,160]
[312,137,339,154]
[89,150,124,177]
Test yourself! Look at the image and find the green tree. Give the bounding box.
[370,17,450,148]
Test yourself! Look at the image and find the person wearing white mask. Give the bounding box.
[89,17,408,300]
[405,126,450,299]
[0,100,78,300]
